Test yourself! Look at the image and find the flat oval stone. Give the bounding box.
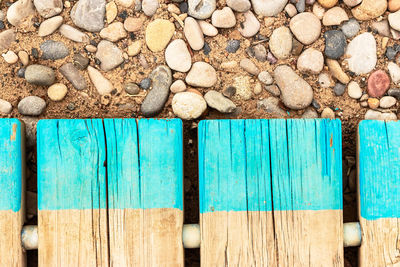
[340,18,360,38]
[142,0,159,16]
[297,47,324,74]
[96,40,124,71]
[40,40,69,60]
[0,99,12,114]
[269,26,292,59]
[367,70,390,97]
[0,29,16,51]
[388,10,400,31]
[99,22,127,42]
[238,11,260,37]
[18,96,46,116]
[204,90,236,113]
[211,7,236,28]
[47,83,68,101]
[380,96,397,108]
[198,20,218,37]
[289,12,321,45]
[324,30,346,59]
[25,64,55,86]
[186,62,217,87]
[365,110,397,120]
[347,81,362,99]
[145,19,175,52]
[6,0,35,26]
[71,0,106,32]
[172,92,207,120]
[274,64,313,110]
[345,32,377,75]
[38,16,63,37]
[388,62,400,84]
[87,66,114,95]
[184,17,204,50]
[59,63,87,90]
[34,0,63,18]
[165,39,192,72]
[59,24,90,43]
[141,65,172,117]
[188,0,216,19]
[251,0,288,16]
[124,17,143,32]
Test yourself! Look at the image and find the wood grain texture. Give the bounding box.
[0,119,25,267]
[358,120,400,267]
[199,119,343,267]
[38,118,183,267]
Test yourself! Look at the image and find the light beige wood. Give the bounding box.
[0,210,25,266]
[38,209,108,267]
[109,208,184,266]
[201,210,343,267]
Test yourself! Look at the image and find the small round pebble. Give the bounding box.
[368,98,380,109]
[179,2,188,13]
[0,99,12,114]
[17,68,26,78]
[2,50,18,64]
[172,91,207,120]
[379,96,397,108]
[226,40,240,53]
[333,83,346,96]
[347,81,362,99]
[18,96,46,116]
[124,82,140,95]
[367,70,390,97]
[258,71,273,85]
[140,78,151,90]
[170,80,187,93]
[25,64,55,86]
[321,107,335,119]
[48,83,68,101]
[340,18,360,38]
[324,30,346,59]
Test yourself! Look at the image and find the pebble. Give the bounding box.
[388,62,400,84]
[0,99,12,114]
[73,53,89,70]
[289,12,321,45]
[145,19,175,52]
[274,65,313,109]
[188,0,216,19]
[233,76,252,100]
[351,0,387,21]
[204,90,236,113]
[240,58,260,76]
[0,29,15,51]
[139,55,149,69]
[127,40,142,56]
[172,92,207,120]
[18,51,29,66]
[388,88,400,99]
[106,1,118,23]
[334,83,346,96]
[318,72,334,88]
[269,26,292,59]
[367,70,390,97]
[312,2,325,19]
[115,0,135,8]
[367,98,380,109]
[170,80,187,93]
[321,107,335,119]
[59,63,87,90]
[227,0,251,12]
[165,39,192,72]
[184,17,204,50]
[266,52,278,64]
[345,32,377,75]
[212,7,236,28]
[340,19,360,38]
[179,2,188,13]
[251,44,267,62]
[322,7,348,26]
[365,110,397,120]
[99,22,127,42]
[347,81,362,99]
[221,61,238,69]
[59,24,90,43]
[96,40,124,71]
[186,62,217,87]
[40,40,69,60]
[124,82,140,95]
[238,11,260,37]
[380,96,397,108]
[25,64,55,86]
[389,0,400,12]
[297,48,324,74]
[2,51,18,64]
[141,65,172,117]
[47,83,68,101]
[371,20,391,37]
[34,0,63,18]
[264,85,281,96]
[317,0,337,8]
[257,97,287,117]
[38,16,63,37]
[142,0,159,16]
[6,0,35,26]
[88,66,114,95]
[18,96,46,116]
[326,59,350,84]
[251,0,287,16]
[285,4,297,17]
[254,82,262,95]
[168,4,180,14]
[198,21,218,37]
[324,30,346,59]
[389,10,400,32]
[124,17,143,32]
[295,0,306,12]
[386,47,397,60]
[258,71,273,85]
[302,107,318,118]
[223,86,236,98]
[71,0,105,32]
[226,40,240,53]
[343,0,361,7]
[140,78,151,90]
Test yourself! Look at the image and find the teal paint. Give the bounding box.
[359,120,400,220]
[38,119,183,211]
[0,119,22,212]
[199,119,342,214]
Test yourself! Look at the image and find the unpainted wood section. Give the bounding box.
[38,209,108,267]
[109,208,184,267]
[201,211,276,266]
[0,210,25,267]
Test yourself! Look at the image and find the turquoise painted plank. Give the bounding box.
[105,118,183,210]
[0,119,23,212]
[199,119,342,214]
[359,120,400,220]
[37,119,107,210]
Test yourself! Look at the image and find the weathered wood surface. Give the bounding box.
[0,119,25,267]
[38,119,183,267]
[358,120,400,267]
[199,119,343,267]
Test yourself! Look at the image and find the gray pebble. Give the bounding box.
[25,64,55,86]
[264,85,281,97]
[203,42,211,55]
[253,44,267,62]
[140,78,151,90]
[125,82,140,95]
[59,63,87,90]
[204,90,236,113]
[179,2,188,13]
[17,68,25,78]
[324,30,346,59]
[141,65,172,117]
[70,0,105,32]
[386,47,397,60]
[40,40,69,60]
[388,88,400,99]
[334,83,346,96]
[257,97,287,117]
[340,18,360,38]
[294,0,305,12]
[18,96,46,116]
[73,53,89,70]
[226,40,240,53]
[188,0,216,19]
[223,86,236,98]
[312,99,320,109]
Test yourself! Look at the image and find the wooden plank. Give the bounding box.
[37,119,108,266]
[0,119,25,267]
[199,119,343,266]
[358,120,400,266]
[105,118,184,266]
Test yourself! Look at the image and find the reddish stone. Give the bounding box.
[367,70,390,97]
